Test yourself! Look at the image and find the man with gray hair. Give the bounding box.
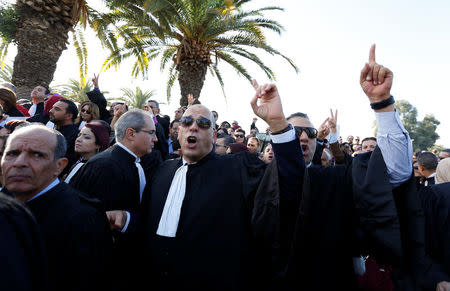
[69,108,159,291]
[1,124,113,291]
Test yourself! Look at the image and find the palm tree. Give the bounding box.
[56,78,93,104]
[0,60,13,83]
[7,0,105,99]
[118,87,155,109]
[97,0,297,106]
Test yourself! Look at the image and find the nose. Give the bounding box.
[299,131,309,144]
[12,152,28,168]
[152,134,158,143]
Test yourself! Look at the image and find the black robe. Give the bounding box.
[419,183,450,277]
[57,124,79,174]
[0,193,48,291]
[140,150,267,291]
[25,182,113,291]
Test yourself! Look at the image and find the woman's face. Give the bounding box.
[80,105,93,122]
[75,127,99,156]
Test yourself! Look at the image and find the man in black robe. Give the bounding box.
[1,124,113,291]
[252,45,424,290]
[0,192,48,291]
[107,81,305,291]
[48,99,79,173]
[69,109,160,290]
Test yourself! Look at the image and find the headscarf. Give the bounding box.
[84,123,110,152]
[44,94,63,114]
[435,158,450,184]
[229,142,248,154]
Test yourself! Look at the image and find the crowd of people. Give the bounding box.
[0,45,449,291]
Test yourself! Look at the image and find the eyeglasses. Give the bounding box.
[139,129,156,136]
[413,166,419,170]
[294,126,318,139]
[215,143,227,148]
[235,134,244,138]
[180,116,211,129]
[81,109,91,114]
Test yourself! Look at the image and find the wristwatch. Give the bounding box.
[370,95,395,110]
[271,123,293,135]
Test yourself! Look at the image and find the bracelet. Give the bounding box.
[270,123,293,135]
[370,95,395,110]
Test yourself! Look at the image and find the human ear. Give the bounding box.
[55,158,68,175]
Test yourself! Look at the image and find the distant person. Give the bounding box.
[417,151,438,186]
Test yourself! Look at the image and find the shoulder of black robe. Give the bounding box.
[6,106,25,117]
[287,160,358,290]
[352,147,402,263]
[0,192,48,291]
[70,144,141,211]
[419,183,450,277]
[312,140,325,166]
[27,112,50,124]
[141,150,267,290]
[354,147,450,289]
[154,122,169,160]
[25,182,113,291]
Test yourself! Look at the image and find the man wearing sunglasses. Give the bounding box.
[106,79,304,291]
[252,45,447,290]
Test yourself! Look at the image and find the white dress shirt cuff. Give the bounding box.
[328,131,339,144]
[270,127,296,144]
[121,211,131,233]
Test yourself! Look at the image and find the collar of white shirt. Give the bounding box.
[116,142,140,162]
[26,178,60,203]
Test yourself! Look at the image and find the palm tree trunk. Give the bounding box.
[177,60,207,107]
[12,1,73,100]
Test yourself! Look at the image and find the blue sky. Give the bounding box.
[4,0,450,147]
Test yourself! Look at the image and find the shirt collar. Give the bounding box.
[26,178,60,203]
[116,142,140,162]
[427,172,436,179]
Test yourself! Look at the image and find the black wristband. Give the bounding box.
[271,123,293,135]
[370,95,395,110]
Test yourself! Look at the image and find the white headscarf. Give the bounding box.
[435,158,450,184]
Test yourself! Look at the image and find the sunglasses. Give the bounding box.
[81,109,91,114]
[413,166,419,170]
[294,126,318,139]
[235,134,244,138]
[180,116,212,129]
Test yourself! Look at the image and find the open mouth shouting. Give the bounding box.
[186,136,198,148]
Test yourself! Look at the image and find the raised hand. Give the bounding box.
[328,109,338,133]
[317,118,330,140]
[187,93,198,106]
[250,80,287,132]
[92,73,100,88]
[114,103,127,117]
[360,44,393,103]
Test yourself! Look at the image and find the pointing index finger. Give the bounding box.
[252,79,259,90]
[369,44,376,63]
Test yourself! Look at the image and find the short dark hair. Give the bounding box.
[170,119,180,128]
[287,112,309,121]
[148,100,159,108]
[212,110,218,118]
[236,128,245,135]
[441,148,450,154]
[417,152,438,171]
[217,135,234,147]
[59,99,78,122]
[361,137,377,145]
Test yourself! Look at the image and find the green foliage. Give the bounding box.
[395,100,440,151]
[118,87,155,109]
[56,79,94,104]
[72,27,89,88]
[0,2,17,43]
[0,60,12,82]
[93,0,298,102]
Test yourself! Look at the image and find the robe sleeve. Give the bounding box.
[63,204,113,291]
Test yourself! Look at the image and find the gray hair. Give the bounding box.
[8,124,67,160]
[115,109,153,141]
